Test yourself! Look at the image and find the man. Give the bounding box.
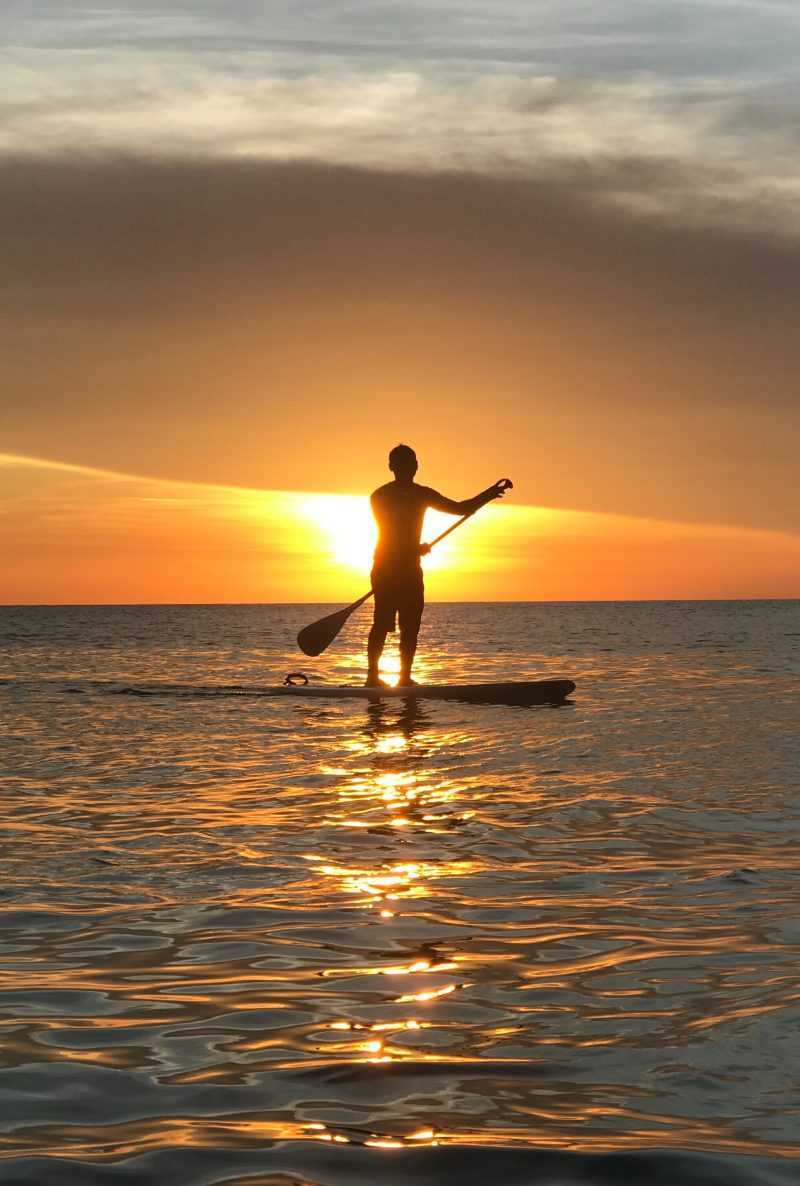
[366,444,509,687]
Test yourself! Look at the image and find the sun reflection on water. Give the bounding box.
[296,695,479,1104]
[317,699,472,840]
[306,1120,439,1148]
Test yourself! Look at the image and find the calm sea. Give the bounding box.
[1,601,799,1186]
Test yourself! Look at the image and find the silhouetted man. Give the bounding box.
[367,444,508,686]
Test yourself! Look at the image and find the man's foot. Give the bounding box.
[365,675,390,688]
[396,676,419,687]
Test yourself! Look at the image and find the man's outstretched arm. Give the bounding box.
[424,480,510,517]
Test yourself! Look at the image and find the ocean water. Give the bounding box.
[1,600,799,1186]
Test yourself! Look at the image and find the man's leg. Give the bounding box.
[398,627,419,685]
[398,585,424,686]
[368,572,395,686]
[367,623,389,686]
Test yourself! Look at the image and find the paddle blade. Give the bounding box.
[297,590,373,656]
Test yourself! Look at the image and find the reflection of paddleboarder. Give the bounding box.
[367,444,509,687]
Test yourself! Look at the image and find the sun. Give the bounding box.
[299,494,378,572]
[297,493,461,575]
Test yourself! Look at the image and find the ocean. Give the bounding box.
[1,601,799,1185]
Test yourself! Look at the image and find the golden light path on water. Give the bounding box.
[301,693,477,1106]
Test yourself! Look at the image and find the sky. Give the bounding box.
[2,1,800,601]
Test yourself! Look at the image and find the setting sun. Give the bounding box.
[299,495,376,572]
[297,494,463,575]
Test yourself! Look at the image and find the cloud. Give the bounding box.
[8,1,800,76]
[5,6,800,233]
[3,51,800,240]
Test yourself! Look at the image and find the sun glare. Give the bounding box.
[299,495,377,572]
[297,494,460,575]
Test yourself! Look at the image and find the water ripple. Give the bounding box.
[1,602,799,1183]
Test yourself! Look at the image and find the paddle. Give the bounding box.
[296,479,513,656]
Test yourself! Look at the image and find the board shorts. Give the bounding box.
[371,563,424,635]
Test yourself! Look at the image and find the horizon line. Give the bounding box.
[1,597,798,609]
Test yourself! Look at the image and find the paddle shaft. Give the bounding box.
[423,510,473,552]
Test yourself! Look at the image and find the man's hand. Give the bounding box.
[490,478,513,500]
[419,542,431,556]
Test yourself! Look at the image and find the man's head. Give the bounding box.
[388,444,418,480]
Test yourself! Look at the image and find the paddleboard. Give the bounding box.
[273,679,575,706]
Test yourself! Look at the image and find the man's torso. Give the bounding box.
[371,481,433,571]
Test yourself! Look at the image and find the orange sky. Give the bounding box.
[3,11,800,604]
[2,164,799,606]
[2,454,798,604]
[4,159,800,548]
